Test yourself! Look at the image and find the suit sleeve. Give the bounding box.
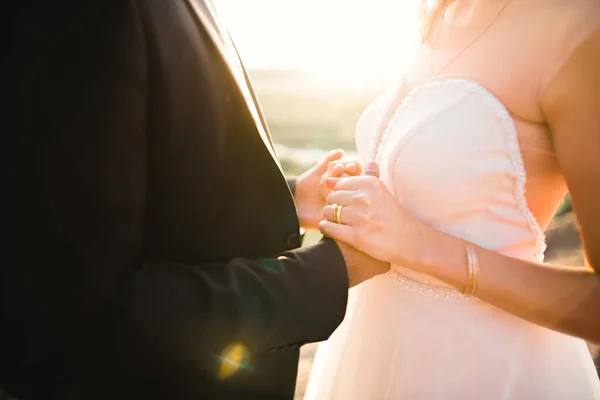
[6,0,348,389]
[128,238,347,372]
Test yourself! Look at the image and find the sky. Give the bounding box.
[214,0,422,76]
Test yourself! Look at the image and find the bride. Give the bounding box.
[304,0,600,398]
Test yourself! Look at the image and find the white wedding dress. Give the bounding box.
[304,78,600,399]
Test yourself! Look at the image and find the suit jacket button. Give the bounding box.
[286,232,301,250]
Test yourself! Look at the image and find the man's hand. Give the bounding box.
[295,150,362,230]
[336,241,390,287]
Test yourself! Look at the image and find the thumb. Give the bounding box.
[363,162,380,178]
[314,149,344,174]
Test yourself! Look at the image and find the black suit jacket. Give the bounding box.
[3,1,348,399]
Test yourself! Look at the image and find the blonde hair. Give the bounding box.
[421,0,454,42]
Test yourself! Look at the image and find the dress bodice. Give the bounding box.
[356,79,547,298]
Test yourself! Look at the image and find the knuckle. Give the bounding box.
[366,211,377,224]
[361,210,371,224]
[318,220,329,233]
[326,193,336,204]
[359,194,372,208]
[355,210,368,225]
[356,192,368,205]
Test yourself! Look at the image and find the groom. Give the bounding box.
[4,0,389,399]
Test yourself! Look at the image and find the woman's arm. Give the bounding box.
[415,219,600,344]
[320,31,600,344]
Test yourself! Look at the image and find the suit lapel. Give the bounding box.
[229,37,276,149]
[186,0,281,169]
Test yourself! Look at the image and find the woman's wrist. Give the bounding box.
[405,224,470,292]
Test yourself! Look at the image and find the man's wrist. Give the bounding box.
[336,241,370,287]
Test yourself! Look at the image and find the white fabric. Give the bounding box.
[304,79,600,399]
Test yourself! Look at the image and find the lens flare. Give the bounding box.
[218,343,249,380]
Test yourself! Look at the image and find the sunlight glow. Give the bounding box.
[215,0,422,80]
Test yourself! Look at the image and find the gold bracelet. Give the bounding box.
[462,241,480,296]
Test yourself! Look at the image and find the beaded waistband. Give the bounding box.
[385,270,481,303]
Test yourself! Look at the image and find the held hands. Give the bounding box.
[322,162,391,286]
[320,162,427,271]
[296,155,392,286]
[294,150,363,230]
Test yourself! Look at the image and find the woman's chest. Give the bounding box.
[355,79,562,231]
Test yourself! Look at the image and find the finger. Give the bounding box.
[344,160,363,176]
[325,176,378,191]
[344,162,357,176]
[328,158,361,178]
[314,149,344,175]
[326,190,357,206]
[321,166,342,190]
[319,220,355,243]
[324,177,343,190]
[322,204,336,221]
[363,162,380,178]
[323,204,358,225]
[328,162,345,177]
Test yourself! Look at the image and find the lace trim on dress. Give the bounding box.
[454,79,547,263]
[374,78,547,301]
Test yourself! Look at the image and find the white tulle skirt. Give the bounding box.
[304,270,600,400]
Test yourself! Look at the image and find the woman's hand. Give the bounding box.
[319,163,431,267]
[295,151,363,230]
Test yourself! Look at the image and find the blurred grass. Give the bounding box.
[301,230,323,247]
[555,193,573,217]
[250,69,391,154]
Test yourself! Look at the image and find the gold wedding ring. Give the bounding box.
[333,204,343,224]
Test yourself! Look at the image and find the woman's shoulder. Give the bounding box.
[529,0,600,93]
[539,0,600,50]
